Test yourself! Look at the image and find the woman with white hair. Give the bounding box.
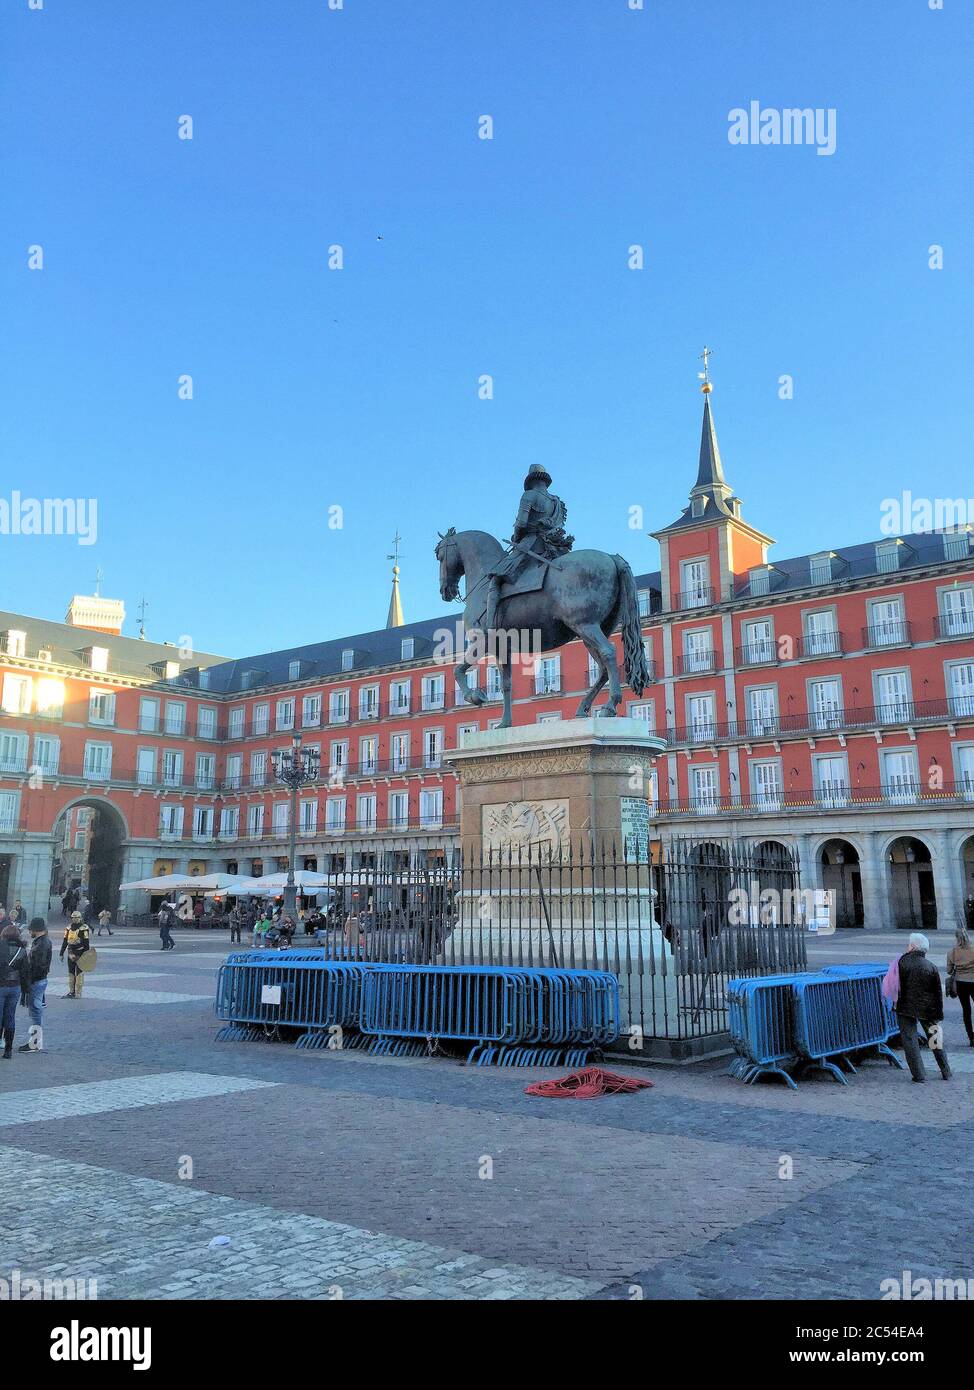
[896,932,951,1082]
[946,925,974,1047]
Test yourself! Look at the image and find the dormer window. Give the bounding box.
[341,649,354,672]
[809,552,833,585]
[84,646,109,673]
[401,638,414,660]
[875,539,902,574]
[943,527,972,561]
[289,660,301,680]
[4,630,26,658]
[198,669,210,689]
[749,566,771,596]
[691,497,706,518]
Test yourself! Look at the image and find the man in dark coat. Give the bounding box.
[19,918,52,1052]
[896,932,951,1082]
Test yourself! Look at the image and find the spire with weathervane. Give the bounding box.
[385,531,405,628]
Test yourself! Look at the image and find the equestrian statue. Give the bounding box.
[435,465,650,729]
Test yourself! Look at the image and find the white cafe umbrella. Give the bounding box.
[202,878,262,899]
[250,871,332,893]
[118,871,253,894]
[117,873,194,893]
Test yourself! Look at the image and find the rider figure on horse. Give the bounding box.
[483,465,574,634]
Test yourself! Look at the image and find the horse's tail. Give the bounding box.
[613,554,649,697]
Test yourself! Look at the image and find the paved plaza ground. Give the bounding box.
[1,922,971,1301]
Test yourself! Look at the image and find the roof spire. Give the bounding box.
[692,346,730,496]
[385,531,405,628]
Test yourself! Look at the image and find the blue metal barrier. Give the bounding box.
[727,976,802,1089]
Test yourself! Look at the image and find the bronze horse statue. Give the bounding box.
[435,528,650,729]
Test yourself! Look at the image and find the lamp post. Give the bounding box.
[273,732,320,919]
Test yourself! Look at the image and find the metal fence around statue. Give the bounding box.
[294,836,806,1046]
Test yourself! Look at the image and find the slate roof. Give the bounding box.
[0,608,228,683]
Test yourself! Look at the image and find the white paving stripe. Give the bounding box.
[0,1143,597,1300]
[0,1072,276,1127]
[77,987,213,1004]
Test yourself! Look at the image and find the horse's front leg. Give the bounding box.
[454,658,486,707]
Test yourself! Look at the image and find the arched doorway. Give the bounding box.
[50,799,127,916]
[820,839,864,929]
[888,836,937,932]
[688,841,731,942]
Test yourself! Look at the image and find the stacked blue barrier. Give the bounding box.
[727,966,903,1088]
[214,956,620,1064]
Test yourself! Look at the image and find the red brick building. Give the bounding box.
[2,392,972,930]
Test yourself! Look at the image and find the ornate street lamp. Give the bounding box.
[272,732,320,919]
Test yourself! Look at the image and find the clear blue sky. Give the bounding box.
[3,0,971,658]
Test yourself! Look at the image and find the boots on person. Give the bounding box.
[2,1030,13,1060]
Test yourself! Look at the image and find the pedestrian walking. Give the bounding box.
[945,925,974,1048]
[895,932,951,1082]
[19,918,51,1053]
[229,904,243,944]
[158,902,176,951]
[96,908,115,937]
[0,923,30,1059]
[59,912,92,999]
[76,893,91,925]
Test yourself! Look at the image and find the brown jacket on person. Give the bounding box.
[946,945,974,984]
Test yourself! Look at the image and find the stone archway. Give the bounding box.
[820,838,864,929]
[887,836,937,932]
[50,798,128,917]
[961,836,974,929]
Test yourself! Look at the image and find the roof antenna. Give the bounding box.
[137,596,149,640]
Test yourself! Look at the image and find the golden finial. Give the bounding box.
[698,345,714,394]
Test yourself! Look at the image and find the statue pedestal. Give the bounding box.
[444,718,677,1038]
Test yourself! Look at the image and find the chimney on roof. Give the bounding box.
[65,594,126,636]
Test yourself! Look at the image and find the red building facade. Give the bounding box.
[1,393,972,930]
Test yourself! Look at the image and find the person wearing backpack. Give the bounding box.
[0,922,31,1058]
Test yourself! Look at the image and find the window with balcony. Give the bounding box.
[424,729,443,768]
[328,689,350,723]
[948,662,974,719]
[814,754,848,807]
[248,804,265,838]
[228,706,245,739]
[162,750,183,787]
[628,702,655,727]
[250,750,266,787]
[680,559,711,609]
[220,807,239,839]
[83,741,112,781]
[193,806,214,841]
[955,745,974,801]
[276,698,295,731]
[164,700,186,735]
[686,693,716,742]
[389,790,409,829]
[32,734,59,776]
[136,747,156,786]
[741,618,774,665]
[419,788,443,828]
[252,703,270,736]
[874,670,912,724]
[139,696,160,732]
[160,804,184,839]
[390,679,411,714]
[0,732,28,773]
[808,678,842,732]
[801,609,840,658]
[486,666,502,701]
[745,686,778,738]
[939,587,974,639]
[329,740,349,777]
[637,589,651,618]
[750,760,782,808]
[882,749,919,804]
[943,528,973,561]
[866,598,908,647]
[359,685,378,720]
[300,799,318,835]
[325,799,347,833]
[534,656,561,694]
[691,765,719,812]
[198,706,217,740]
[422,674,445,710]
[0,792,18,833]
[272,802,289,835]
[225,754,242,790]
[682,629,714,675]
[357,794,377,830]
[195,753,216,789]
[391,733,410,772]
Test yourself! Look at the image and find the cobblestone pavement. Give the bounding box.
[1,924,971,1300]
